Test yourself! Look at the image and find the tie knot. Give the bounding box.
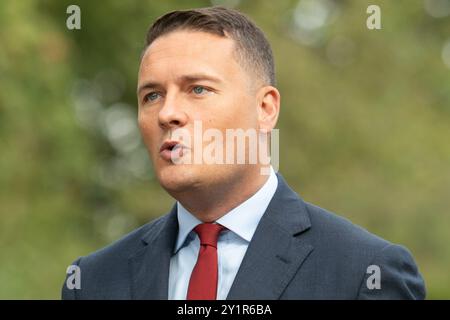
[193,223,225,248]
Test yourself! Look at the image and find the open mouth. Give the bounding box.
[160,141,178,152]
[159,140,186,162]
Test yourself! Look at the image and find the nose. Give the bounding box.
[158,93,188,130]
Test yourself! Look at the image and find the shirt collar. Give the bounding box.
[174,167,278,253]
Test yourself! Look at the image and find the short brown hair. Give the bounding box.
[143,6,276,86]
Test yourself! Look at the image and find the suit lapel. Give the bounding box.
[128,205,178,299]
[226,174,314,300]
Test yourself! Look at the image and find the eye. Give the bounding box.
[143,92,160,103]
[192,85,211,95]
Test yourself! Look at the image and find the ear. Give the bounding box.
[256,85,280,133]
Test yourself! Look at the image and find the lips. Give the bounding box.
[159,140,187,162]
[160,141,179,153]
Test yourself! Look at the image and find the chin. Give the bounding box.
[156,164,201,194]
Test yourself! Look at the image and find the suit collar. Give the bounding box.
[226,173,314,299]
[129,204,178,299]
[265,173,312,236]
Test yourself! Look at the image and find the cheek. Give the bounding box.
[211,95,257,129]
[138,115,159,148]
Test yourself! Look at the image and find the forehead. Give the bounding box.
[138,30,241,82]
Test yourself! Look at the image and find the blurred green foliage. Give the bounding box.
[0,0,449,299]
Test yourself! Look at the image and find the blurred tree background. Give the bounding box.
[0,0,449,299]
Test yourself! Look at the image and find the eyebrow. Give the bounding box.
[137,73,224,95]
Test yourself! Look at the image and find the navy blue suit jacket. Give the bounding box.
[62,174,426,299]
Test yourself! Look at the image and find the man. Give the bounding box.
[62,6,426,300]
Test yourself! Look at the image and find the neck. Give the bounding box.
[174,166,271,222]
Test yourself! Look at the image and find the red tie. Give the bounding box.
[187,223,225,300]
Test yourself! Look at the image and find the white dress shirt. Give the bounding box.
[168,167,278,300]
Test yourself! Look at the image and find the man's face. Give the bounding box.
[137,30,261,195]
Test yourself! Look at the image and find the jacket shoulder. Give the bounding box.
[85,213,167,263]
[62,213,169,299]
[304,201,391,253]
[297,201,425,299]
